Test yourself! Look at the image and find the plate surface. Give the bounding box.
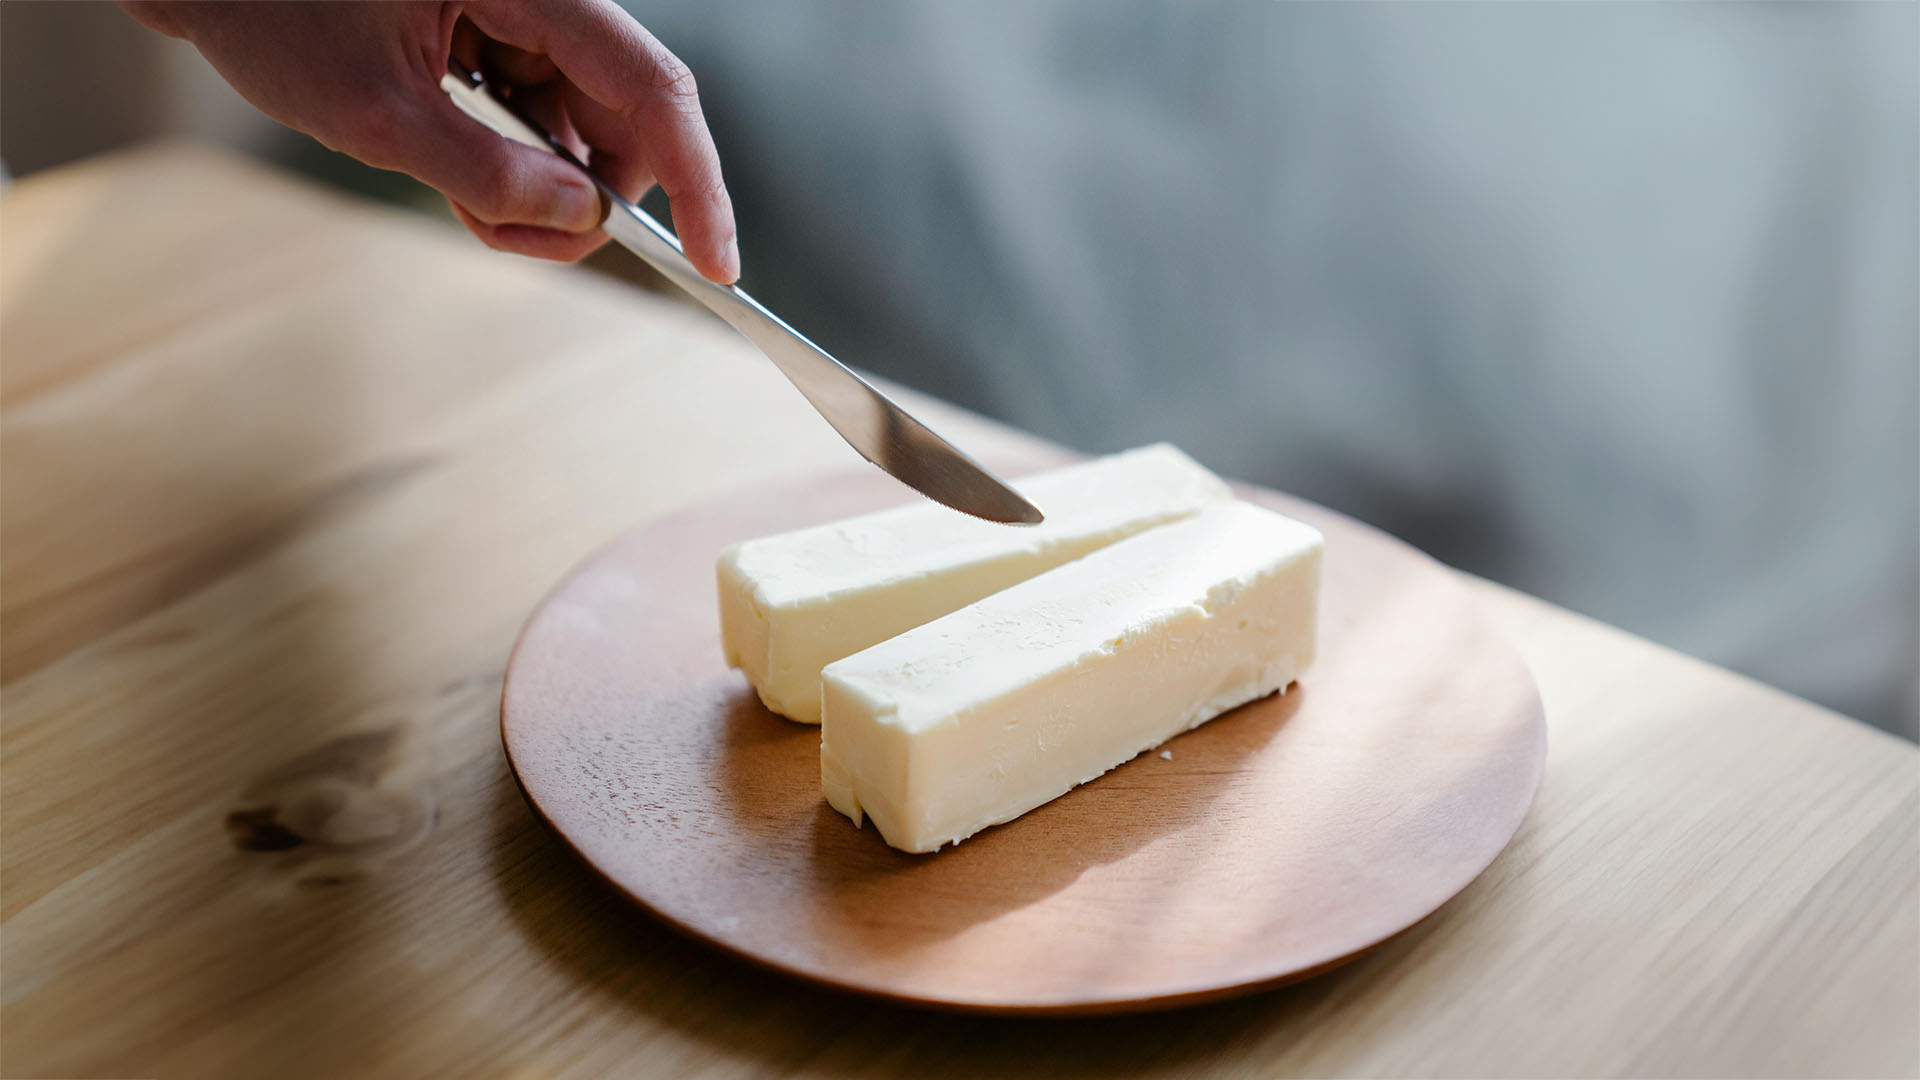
[501,471,1546,1013]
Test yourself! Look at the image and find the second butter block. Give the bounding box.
[717,444,1232,723]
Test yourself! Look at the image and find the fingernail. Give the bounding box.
[720,235,741,283]
[546,180,601,233]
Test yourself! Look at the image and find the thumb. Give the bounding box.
[398,94,603,234]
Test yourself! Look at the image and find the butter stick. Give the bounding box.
[717,444,1231,723]
[820,500,1322,853]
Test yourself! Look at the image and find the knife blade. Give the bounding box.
[441,61,1042,526]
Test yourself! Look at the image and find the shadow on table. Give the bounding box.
[488,735,1482,1079]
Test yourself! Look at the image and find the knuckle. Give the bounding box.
[646,51,700,105]
[470,151,551,225]
[486,161,539,218]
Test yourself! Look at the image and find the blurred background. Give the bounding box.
[3,1,1914,738]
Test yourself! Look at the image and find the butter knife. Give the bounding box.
[441,61,1042,525]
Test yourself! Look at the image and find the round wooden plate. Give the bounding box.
[501,471,1546,1014]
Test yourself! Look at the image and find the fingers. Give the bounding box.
[561,81,655,203]
[442,88,653,263]
[448,201,609,262]
[514,80,590,162]
[480,36,560,88]
[441,16,607,259]
[401,92,606,251]
[464,0,738,282]
[610,34,737,283]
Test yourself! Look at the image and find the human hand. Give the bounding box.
[122,0,738,280]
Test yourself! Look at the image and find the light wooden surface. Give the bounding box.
[2,145,1914,1078]
[503,471,1547,1012]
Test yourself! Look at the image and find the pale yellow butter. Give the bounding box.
[820,500,1322,853]
[717,444,1231,723]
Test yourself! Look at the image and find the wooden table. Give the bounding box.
[4,145,1915,1079]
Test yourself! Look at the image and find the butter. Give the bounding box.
[820,501,1322,853]
[717,445,1231,723]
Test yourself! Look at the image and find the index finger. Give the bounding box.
[463,0,739,283]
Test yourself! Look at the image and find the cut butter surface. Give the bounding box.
[820,500,1323,853]
[716,444,1231,723]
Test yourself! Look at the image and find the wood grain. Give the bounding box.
[502,471,1546,1012]
[3,145,1915,1077]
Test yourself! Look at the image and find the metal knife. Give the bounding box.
[441,61,1042,525]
